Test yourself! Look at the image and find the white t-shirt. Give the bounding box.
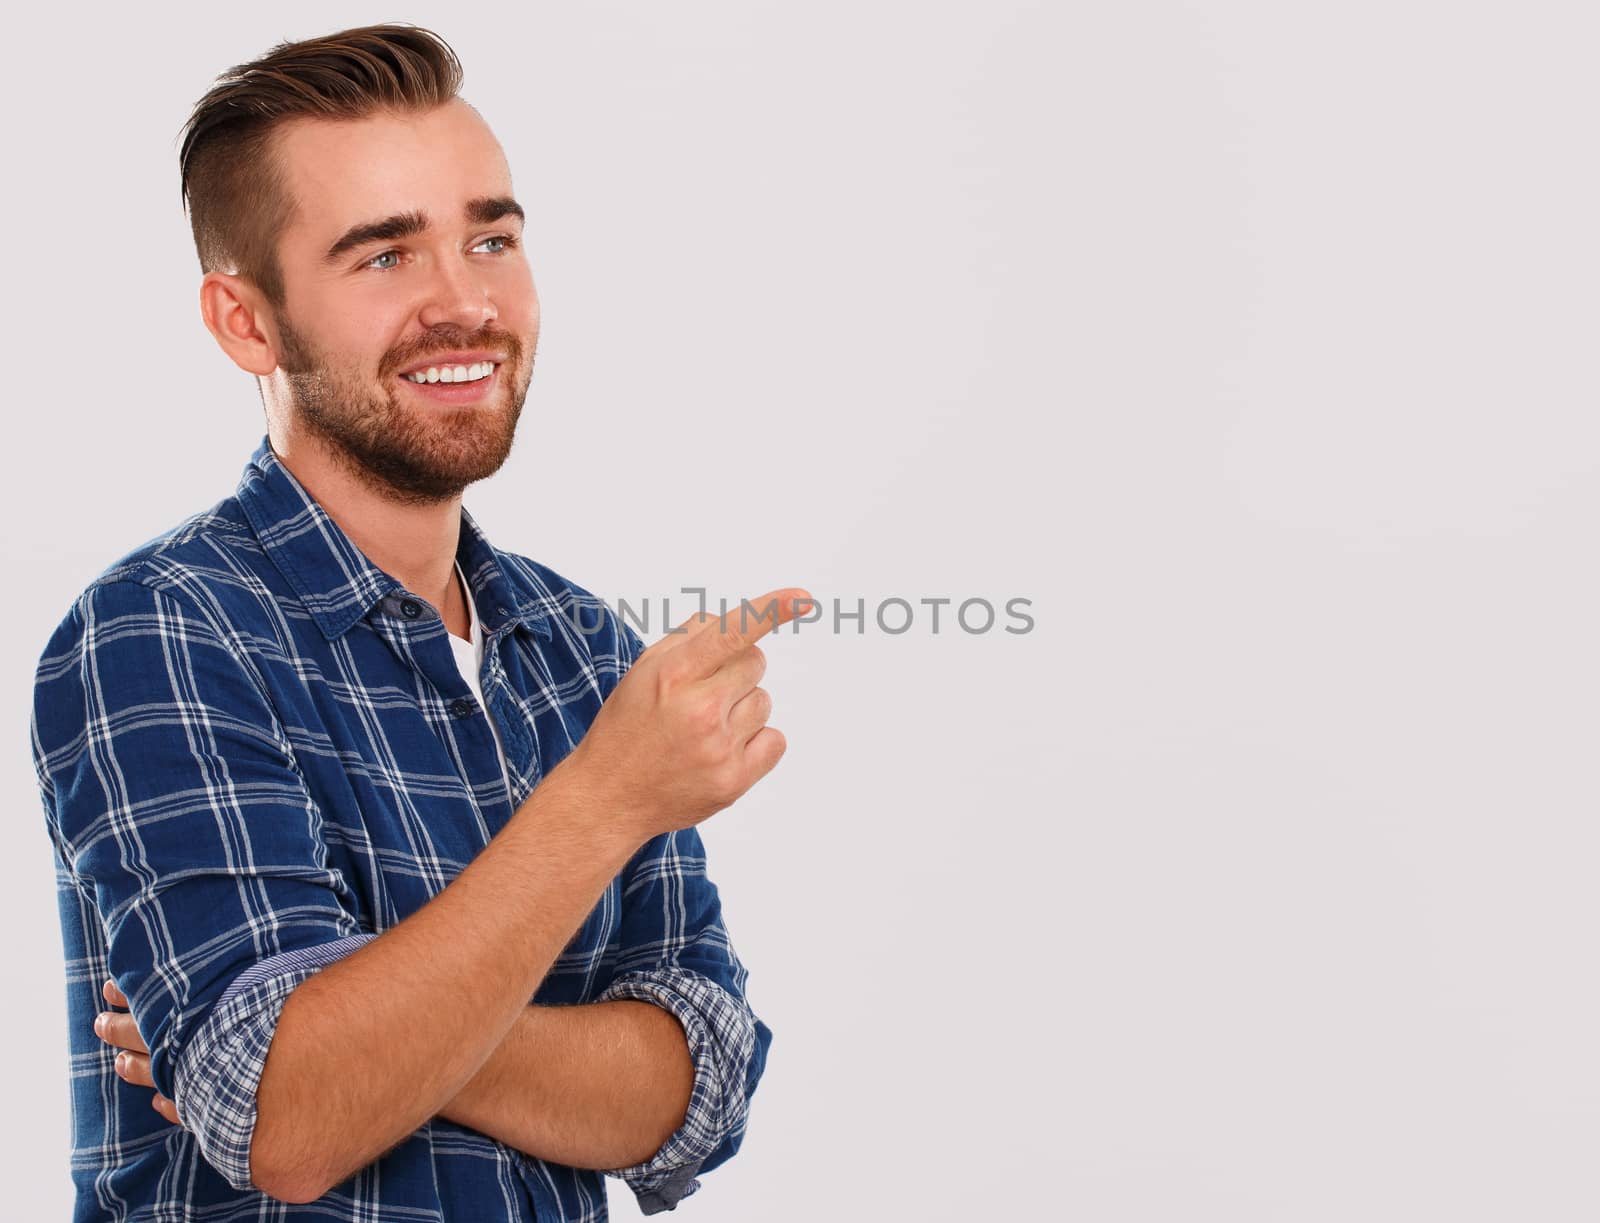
[448,560,512,794]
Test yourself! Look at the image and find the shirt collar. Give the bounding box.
[236,433,552,642]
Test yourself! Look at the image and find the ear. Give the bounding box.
[199,271,281,377]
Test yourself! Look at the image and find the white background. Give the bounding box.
[4,2,1599,1218]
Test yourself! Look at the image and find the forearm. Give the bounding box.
[439,999,694,1169]
[250,762,638,1202]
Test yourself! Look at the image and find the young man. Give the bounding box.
[30,23,804,1221]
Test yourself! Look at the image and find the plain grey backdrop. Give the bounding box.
[5,1,1598,1218]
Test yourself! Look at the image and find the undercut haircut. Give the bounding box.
[177,23,464,312]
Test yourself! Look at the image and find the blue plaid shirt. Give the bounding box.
[30,435,772,1221]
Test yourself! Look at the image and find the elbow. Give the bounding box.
[252,1160,331,1206]
[254,1175,327,1207]
[249,1113,333,1204]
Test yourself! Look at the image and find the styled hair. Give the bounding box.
[177,23,463,311]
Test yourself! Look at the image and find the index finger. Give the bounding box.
[681,588,811,676]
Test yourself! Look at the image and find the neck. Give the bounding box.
[268,428,468,638]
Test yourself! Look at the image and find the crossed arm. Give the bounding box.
[39,582,772,1209]
[96,978,695,1172]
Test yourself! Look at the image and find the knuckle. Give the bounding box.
[690,696,722,735]
[747,686,773,721]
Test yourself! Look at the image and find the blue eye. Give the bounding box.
[474,234,520,255]
[362,234,518,271]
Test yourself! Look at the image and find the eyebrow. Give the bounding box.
[322,196,526,265]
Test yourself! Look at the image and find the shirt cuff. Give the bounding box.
[170,934,375,1192]
[595,965,761,1214]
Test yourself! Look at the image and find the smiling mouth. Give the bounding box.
[399,359,499,385]
[395,362,501,403]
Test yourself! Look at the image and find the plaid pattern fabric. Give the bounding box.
[30,434,772,1221]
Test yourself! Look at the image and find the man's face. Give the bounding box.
[266,100,538,504]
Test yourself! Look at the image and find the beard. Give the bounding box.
[275,311,534,506]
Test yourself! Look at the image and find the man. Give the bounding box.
[30,23,805,1221]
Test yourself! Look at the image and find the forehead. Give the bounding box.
[272,100,514,255]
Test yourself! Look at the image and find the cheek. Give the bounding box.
[327,298,412,362]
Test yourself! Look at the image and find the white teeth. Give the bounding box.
[404,362,495,384]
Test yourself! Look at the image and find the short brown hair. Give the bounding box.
[177,23,463,311]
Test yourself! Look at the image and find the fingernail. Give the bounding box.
[95,1013,107,1035]
[115,1053,127,1074]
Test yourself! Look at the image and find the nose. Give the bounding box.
[417,248,498,333]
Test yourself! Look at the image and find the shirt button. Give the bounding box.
[450,698,477,719]
[399,598,423,619]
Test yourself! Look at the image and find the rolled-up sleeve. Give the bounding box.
[592,733,776,1213]
[597,947,771,1214]
[32,579,371,1192]
[171,935,373,1187]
